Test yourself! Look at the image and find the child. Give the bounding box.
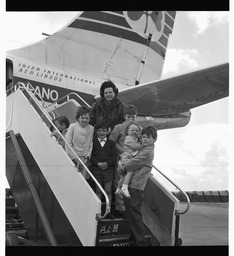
[115,121,142,199]
[90,121,118,219]
[109,105,137,154]
[65,106,94,180]
[122,125,157,246]
[51,116,70,149]
[109,104,138,217]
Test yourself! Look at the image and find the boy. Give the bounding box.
[109,105,137,217]
[122,125,157,246]
[90,121,118,219]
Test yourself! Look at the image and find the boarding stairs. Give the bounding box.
[6,82,190,246]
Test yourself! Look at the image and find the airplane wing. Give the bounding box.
[117,63,229,117]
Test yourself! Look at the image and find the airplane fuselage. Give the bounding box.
[7,54,129,106]
[6,53,193,130]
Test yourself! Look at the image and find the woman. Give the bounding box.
[90,80,125,133]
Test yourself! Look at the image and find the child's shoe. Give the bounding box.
[115,188,123,199]
[121,186,131,198]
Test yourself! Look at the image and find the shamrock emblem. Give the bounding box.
[126,11,163,35]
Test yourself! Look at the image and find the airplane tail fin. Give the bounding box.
[7,11,176,86]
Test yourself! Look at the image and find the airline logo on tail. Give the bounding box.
[69,11,176,59]
[124,11,165,40]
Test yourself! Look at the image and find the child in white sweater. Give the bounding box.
[65,106,94,179]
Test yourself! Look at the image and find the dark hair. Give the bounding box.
[75,105,90,120]
[54,116,70,128]
[95,121,109,131]
[124,120,142,135]
[100,80,119,98]
[51,116,70,131]
[141,125,157,140]
[124,104,137,115]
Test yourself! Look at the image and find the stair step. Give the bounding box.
[99,234,130,243]
[7,229,28,239]
[6,197,16,207]
[96,217,153,246]
[97,234,131,246]
[97,234,152,246]
[6,206,20,220]
[6,222,25,230]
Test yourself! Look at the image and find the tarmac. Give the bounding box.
[178,202,228,246]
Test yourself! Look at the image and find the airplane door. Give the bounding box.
[6,59,13,93]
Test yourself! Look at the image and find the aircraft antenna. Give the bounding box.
[135,12,158,85]
[42,32,51,37]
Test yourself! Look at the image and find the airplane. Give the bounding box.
[5,11,229,247]
[6,11,229,129]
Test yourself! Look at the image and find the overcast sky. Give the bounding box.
[3,11,230,191]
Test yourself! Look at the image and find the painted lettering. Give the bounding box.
[16,62,96,86]
[41,87,50,99]
[35,86,42,98]
[112,242,129,246]
[50,90,59,101]
[99,224,119,234]
[31,86,59,101]
[112,224,118,233]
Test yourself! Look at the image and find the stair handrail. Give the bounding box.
[47,92,91,109]
[152,164,190,215]
[10,82,110,219]
[47,120,110,219]
[8,82,56,120]
[7,130,58,246]
[25,82,56,119]
[46,123,111,219]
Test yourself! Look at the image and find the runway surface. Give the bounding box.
[178,202,228,246]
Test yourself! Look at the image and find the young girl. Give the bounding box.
[65,106,94,180]
[115,121,142,198]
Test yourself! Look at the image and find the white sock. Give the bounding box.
[122,184,128,189]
